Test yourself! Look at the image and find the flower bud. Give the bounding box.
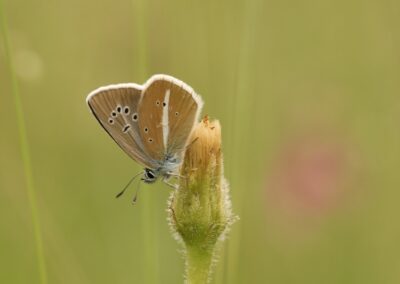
[169,117,236,283]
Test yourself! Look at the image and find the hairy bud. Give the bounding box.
[169,117,236,284]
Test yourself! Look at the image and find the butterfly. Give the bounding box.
[86,74,203,195]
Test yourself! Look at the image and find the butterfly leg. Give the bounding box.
[168,173,186,180]
[162,177,179,190]
[185,137,199,150]
[166,172,190,189]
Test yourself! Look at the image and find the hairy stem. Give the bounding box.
[186,246,213,284]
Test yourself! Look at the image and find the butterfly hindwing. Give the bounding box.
[138,75,203,162]
[166,78,203,155]
[87,84,157,169]
[137,77,169,162]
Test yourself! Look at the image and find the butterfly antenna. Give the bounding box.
[115,171,143,198]
[132,179,142,204]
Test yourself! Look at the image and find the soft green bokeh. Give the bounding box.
[1,0,400,283]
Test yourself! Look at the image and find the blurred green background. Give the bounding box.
[1,0,400,283]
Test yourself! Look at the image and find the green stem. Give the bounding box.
[0,2,47,284]
[186,246,213,284]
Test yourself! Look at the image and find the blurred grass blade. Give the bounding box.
[226,0,262,283]
[0,1,47,284]
[132,0,147,77]
[131,0,159,283]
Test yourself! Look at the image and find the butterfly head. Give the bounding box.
[142,168,158,184]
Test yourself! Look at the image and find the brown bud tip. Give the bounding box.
[181,117,222,180]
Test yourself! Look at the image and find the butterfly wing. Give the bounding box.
[164,76,203,155]
[138,75,203,163]
[86,84,157,169]
[137,77,168,162]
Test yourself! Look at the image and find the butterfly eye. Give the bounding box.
[132,113,138,121]
[124,107,130,114]
[146,170,155,179]
[117,106,122,113]
[162,102,166,107]
[144,127,148,133]
[156,100,160,106]
[111,112,117,117]
[148,138,153,143]
[108,119,114,124]
[175,112,179,116]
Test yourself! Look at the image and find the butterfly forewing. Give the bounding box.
[87,84,156,168]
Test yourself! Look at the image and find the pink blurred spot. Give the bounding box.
[266,133,353,219]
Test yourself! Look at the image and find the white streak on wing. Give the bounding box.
[162,89,170,149]
[143,74,204,129]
